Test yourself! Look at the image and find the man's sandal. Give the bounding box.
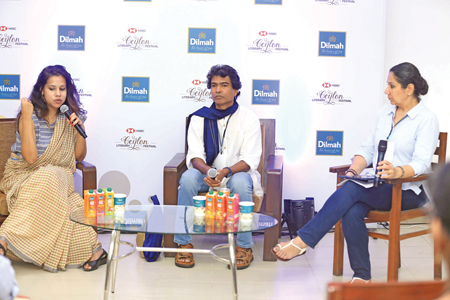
[228,246,254,270]
[175,243,195,268]
[0,243,6,256]
[272,239,306,262]
[82,249,108,272]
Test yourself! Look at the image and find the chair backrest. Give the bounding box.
[327,280,445,300]
[0,118,16,182]
[433,132,448,169]
[184,118,276,190]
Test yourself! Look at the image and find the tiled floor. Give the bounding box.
[10,227,446,300]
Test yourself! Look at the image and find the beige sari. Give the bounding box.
[0,116,101,272]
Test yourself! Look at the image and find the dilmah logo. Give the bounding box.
[247,30,288,54]
[311,82,351,105]
[115,128,156,151]
[181,79,212,102]
[117,28,158,51]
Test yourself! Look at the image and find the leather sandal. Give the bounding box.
[0,242,6,256]
[228,246,253,270]
[82,249,108,272]
[272,239,306,262]
[175,243,195,268]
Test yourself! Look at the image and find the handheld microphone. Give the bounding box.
[374,140,388,188]
[60,105,87,139]
[207,168,218,192]
[207,168,217,179]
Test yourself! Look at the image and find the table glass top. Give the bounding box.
[70,205,278,235]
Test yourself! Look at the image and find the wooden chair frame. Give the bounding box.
[327,280,445,300]
[329,132,447,281]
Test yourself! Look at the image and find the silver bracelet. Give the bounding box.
[398,166,405,178]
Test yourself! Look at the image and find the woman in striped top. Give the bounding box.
[0,65,107,272]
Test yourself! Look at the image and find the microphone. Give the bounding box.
[207,168,218,192]
[374,140,388,188]
[207,168,217,179]
[60,105,87,139]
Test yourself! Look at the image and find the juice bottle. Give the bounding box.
[227,193,240,221]
[205,218,214,233]
[96,189,105,217]
[105,188,114,216]
[84,189,97,218]
[206,190,217,219]
[215,192,227,219]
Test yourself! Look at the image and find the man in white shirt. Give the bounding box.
[174,65,262,270]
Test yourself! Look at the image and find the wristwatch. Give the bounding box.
[224,167,232,178]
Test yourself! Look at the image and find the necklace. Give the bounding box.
[45,118,56,129]
[218,113,234,154]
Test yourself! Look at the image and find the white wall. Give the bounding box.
[384,0,450,164]
[9,0,440,211]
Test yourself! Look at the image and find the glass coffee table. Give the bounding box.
[70,205,278,300]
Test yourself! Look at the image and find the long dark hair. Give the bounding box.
[17,65,86,121]
[390,62,428,101]
[206,65,242,100]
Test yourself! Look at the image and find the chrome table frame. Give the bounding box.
[103,230,239,300]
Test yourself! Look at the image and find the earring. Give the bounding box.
[408,94,411,96]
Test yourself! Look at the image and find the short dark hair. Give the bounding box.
[206,65,242,99]
[390,62,428,101]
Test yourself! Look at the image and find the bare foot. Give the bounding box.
[273,236,308,260]
[83,250,103,270]
[0,240,7,256]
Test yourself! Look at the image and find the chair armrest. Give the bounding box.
[164,153,187,206]
[329,164,351,173]
[76,161,97,191]
[267,155,283,174]
[384,174,429,185]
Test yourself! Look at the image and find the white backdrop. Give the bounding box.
[2,0,425,210]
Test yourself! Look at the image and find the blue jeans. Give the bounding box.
[297,181,427,280]
[174,168,254,249]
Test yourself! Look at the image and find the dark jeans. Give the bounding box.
[297,181,427,280]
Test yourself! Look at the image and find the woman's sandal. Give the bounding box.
[82,249,108,272]
[0,243,6,256]
[272,239,307,262]
[175,244,195,268]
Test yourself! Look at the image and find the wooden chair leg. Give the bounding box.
[387,185,402,282]
[163,234,177,257]
[263,212,278,262]
[434,235,443,279]
[333,220,344,276]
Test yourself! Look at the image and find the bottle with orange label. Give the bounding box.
[105,188,114,216]
[84,189,97,218]
[96,189,105,217]
[215,191,227,219]
[206,190,217,219]
[227,193,240,221]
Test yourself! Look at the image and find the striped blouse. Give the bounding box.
[11,111,87,160]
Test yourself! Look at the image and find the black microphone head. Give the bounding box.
[60,105,69,114]
[378,140,388,151]
[207,168,217,178]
